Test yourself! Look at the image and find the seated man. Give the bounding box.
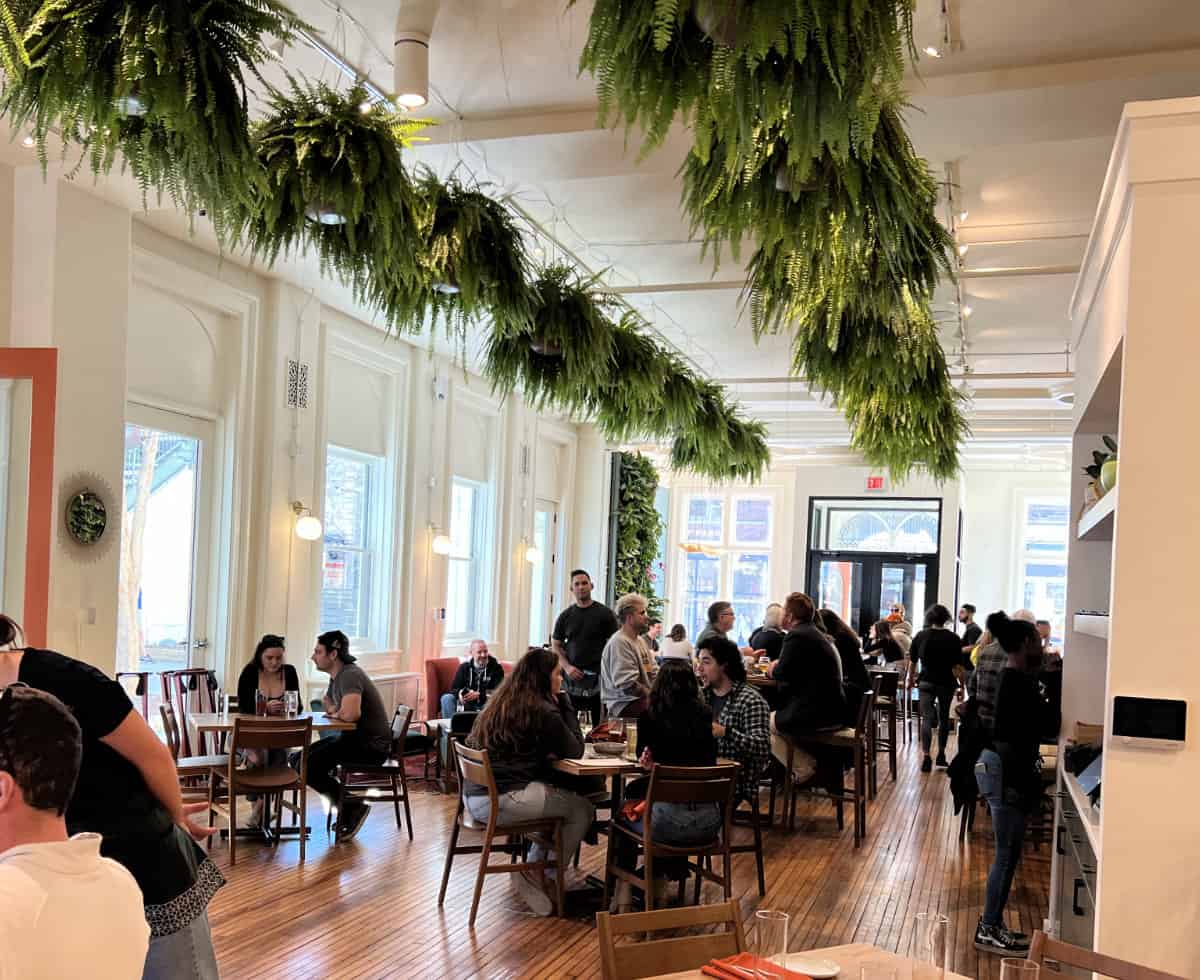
[0,684,149,979]
[308,630,393,841]
[439,639,505,719]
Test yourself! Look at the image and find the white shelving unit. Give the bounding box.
[1051,97,1200,979]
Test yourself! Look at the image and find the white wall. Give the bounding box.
[958,468,1071,618]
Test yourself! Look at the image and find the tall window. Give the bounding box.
[321,446,384,645]
[1017,496,1069,645]
[677,495,773,646]
[446,477,490,638]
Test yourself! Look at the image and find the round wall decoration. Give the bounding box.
[65,490,107,544]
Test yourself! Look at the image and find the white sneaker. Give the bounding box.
[514,871,554,916]
[610,881,633,914]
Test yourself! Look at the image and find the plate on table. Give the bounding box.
[789,956,839,978]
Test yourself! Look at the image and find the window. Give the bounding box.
[810,498,940,554]
[321,446,384,645]
[1017,497,1069,645]
[446,477,491,638]
[677,494,773,646]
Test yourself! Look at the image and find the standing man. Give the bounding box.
[440,639,505,719]
[600,594,652,719]
[959,604,982,657]
[552,569,618,724]
[309,630,393,841]
[0,685,150,980]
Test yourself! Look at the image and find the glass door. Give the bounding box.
[879,561,929,626]
[811,558,865,635]
[528,500,558,647]
[117,406,214,690]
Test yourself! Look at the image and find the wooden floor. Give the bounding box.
[208,735,1049,979]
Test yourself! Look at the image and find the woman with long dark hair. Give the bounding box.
[610,659,719,911]
[0,614,222,978]
[864,619,905,665]
[465,646,593,917]
[817,608,870,700]
[973,611,1060,956]
[236,634,300,716]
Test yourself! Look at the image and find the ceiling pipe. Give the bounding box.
[394,1,441,108]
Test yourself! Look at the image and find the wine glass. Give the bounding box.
[999,960,1040,980]
[753,910,789,979]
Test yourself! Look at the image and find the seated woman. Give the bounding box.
[611,660,720,912]
[237,634,300,716]
[697,636,770,809]
[658,623,694,663]
[464,647,594,917]
[817,608,870,706]
[863,619,905,665]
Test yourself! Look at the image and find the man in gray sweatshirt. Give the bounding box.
[600,593,652,719]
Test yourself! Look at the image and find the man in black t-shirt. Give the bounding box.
[959,604,982,657]
[551,569,618,725]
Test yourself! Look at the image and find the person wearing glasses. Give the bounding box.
[0,683,150,979]
[885,602,913,655]
[0,614,221,980]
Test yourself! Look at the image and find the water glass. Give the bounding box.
[999,960,1040,980]
[859,964,897,980]
[914,912,949,974]
[219,693,230,717]
[283,691,299,718]
[753,909,789,979]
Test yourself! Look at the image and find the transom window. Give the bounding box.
[810,498,940,554]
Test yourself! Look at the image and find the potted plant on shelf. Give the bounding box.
[1081,435,1118,511]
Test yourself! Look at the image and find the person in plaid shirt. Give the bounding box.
[696,635,771,804]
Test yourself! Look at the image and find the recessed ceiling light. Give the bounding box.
[957,243,969,257]
[961,304,973,318]
[21,134,34,148]
[923,46,943,58]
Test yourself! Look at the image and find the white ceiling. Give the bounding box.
[29,0,1200,470]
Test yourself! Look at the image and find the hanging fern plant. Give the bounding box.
[395,170,534,338]
[0,0,305,222]
[485,265,770,481]
[223,79,433,332]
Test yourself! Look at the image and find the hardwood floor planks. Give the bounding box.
[208,736,1049,978]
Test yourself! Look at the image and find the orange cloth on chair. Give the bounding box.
[701,952,812,980]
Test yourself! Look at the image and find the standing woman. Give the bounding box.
[0,614,221,979]
[973,612,1060,955]
[911,603,964,772]
[236,633,300,716]
[464,647,594,917]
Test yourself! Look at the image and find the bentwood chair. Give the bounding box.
[437,743,565,926]
[167,668,220,755]
[596,900,745,980]
[117,672,151,718]
[160,703,229,802]
[1027,931,1187,979]
[206,716,312,866]
[781,687,876,847]
[603,763,738,912]
[332,704,432,841]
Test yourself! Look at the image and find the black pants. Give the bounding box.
[305,734,387,807]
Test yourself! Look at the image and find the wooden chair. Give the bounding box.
[168,668,220,755]
[206,716,312,866]
[781,687,876,847]
[1027,930,1187,979]
[333,704,431,841]
[117,671,151,717]
[869,671,900,794]
[727,781,767,896]
[437,742,565,926]
[603,763,738,912]
[596,900,745,980]
[160,703,229,802]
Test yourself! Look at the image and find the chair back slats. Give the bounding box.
[1027,931,1187,980]
[645,764,738,807]
[160,703,182,760]
[855,687,877,736]
[597,901,745,980]
[390,704,413,749]
[231,716,313,753]
[452,742,496,801]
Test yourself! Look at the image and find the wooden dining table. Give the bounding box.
[189,710,356,736]
[643,941,971,979]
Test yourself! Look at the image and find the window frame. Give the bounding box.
[1014,492,1069,645]
[444,475,493,643]
[320,443,388,650]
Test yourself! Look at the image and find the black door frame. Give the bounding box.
[804,496,944,638]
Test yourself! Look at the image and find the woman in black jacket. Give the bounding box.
[236,634,301,715]
[911,604,964,772]
[973,612,1060,956]
[863,619,905,665]
[817,608,870,707]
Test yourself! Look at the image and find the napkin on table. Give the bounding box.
[700,951,813,980]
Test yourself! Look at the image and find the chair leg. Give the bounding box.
[888,709,898,780]
[723,847,732,901]
[229,792,238,867]
[602,828,615,910]
[751,803,766,897]
[644,849,655,912]
[693,856,703,905]
[274,792,283,844]
[553,823,565,918]
[206,775,215,854]
[334,771,345,844]
[438,816,461,906]
[468,835,493,928]
[299,784,306,863]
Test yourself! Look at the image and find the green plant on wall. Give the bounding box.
[614,452,664,620]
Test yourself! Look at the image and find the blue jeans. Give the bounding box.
[617,802,722,877]
[976,748,1026,927]
[142,910,219,980]
[440,693,459,719]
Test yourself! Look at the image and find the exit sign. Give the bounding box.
[866,475,886,492]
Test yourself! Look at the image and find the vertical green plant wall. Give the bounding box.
[613,452,665,620]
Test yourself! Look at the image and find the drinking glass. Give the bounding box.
[753,910,789,979]
[219,693,230,717]
[914,912,950,975]
[999,960,1040,980]
[859,964,897,980]
[283,691,299,718]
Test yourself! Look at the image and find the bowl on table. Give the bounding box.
[590,739,628,757]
